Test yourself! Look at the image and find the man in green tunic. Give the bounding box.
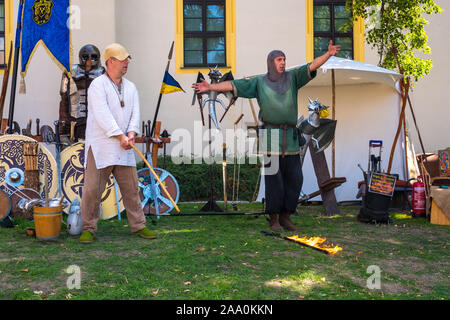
[193,41,340,232]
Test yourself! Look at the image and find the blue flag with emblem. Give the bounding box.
[19,0,72,85]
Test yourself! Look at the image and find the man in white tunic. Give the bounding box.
[79,43,156,244]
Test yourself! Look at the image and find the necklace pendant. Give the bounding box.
[121,101,125,107]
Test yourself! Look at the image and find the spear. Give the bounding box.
[6,0,25,134]
[0,41,13,134]
[150,41,174,137]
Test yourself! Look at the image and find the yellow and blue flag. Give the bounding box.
[160,71,185,94]
[20,0,72,78]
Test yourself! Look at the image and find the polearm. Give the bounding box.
[131,144,180,214]
[7,0,24,134]
[150,41,174,137]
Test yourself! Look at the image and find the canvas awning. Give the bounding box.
[288,56,404,178]
[289,56,402,89]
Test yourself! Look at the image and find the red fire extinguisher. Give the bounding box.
[412,175,425,215]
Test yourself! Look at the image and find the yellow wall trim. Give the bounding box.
[175,0,236,75]
[353,16,365,62]
[305,0,314,62]
[0,0,14,74]
[305,0,365,62]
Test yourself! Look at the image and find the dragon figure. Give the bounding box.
[192,67,237,130]
[297,97,337,165]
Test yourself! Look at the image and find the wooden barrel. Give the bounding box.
[33,206,62,240]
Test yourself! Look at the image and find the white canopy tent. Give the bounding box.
[247,56,402,87]
[301,56,402,88]
[255,57,415,203]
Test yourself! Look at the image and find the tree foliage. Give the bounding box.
[347,0,442,82]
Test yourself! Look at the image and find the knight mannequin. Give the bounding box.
[59,44,106,142]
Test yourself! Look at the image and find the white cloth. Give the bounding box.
[84,74,140,169]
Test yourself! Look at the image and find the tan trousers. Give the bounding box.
[81,148,146,234]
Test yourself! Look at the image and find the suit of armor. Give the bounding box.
[59,44,105,140]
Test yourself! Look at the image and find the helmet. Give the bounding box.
[79,44,101,69]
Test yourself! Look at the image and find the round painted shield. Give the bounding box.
[60,142,123,219]
[137,167,180,215]
[0,189,11,221]
[0,135,57,199]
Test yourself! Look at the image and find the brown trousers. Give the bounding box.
[81,148,146,234]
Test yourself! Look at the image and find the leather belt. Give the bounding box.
[263,122,296,157]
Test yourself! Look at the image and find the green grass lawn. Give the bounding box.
[0,203,448,300]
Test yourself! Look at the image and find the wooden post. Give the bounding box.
[248,99,258,126]
[0,41,12,134]
[151,121,162,167]
[387,77,410,173]
[387,45,410,174]
[402,114,409,180]
[309,141,340,216]
[331,69,336,178]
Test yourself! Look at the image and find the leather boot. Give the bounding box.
[279,213,298,231]
[269,213,283,232]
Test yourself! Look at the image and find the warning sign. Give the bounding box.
[368,172,397,197]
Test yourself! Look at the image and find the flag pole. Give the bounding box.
[6,0,24,134]
[150,41,174,137]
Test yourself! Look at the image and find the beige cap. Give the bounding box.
[104,43,131,62]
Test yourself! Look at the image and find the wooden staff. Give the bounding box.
[7,0,25,134]
[402,114,409,180]
[151,121,162,167]
[331,69,336,178]
[222,143,227,211]
[44,160,49,207]
[151,41,174,137]
[248,99,258,126]
[131,144,180,214]
[58,194,65,206]
[0,41,13,134]
[387,45,410,174]
[234,113,244,126]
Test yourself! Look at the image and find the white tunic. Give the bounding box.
[84,74,140,169]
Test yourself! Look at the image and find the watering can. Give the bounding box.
[67,198,82,236]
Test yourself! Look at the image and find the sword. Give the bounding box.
[222,143,227,211]
[54,120,62,198]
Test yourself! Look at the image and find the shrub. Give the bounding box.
[137,156,261,202]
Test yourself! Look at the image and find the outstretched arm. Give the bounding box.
[192,79,233,94]
[309,40,341,73]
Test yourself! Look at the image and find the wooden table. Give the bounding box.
[430,186,450,226]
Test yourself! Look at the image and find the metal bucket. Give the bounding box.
[33,205,63,240]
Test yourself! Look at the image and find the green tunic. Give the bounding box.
[231,63,316,155]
